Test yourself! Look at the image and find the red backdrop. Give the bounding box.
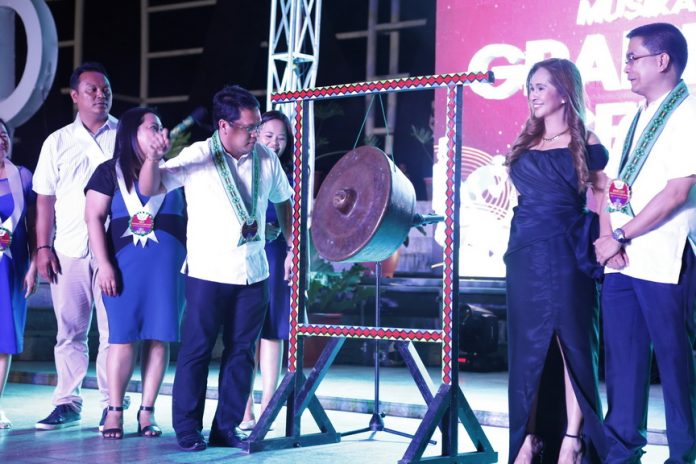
[432,1,696,277]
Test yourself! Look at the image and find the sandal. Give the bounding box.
[101,406,124,439]
[559,433,584,464]
[137,406,162,437]
[514,434,544,464]
[0,410,11,429]
[239,419,256,431]
[98,396,130,432]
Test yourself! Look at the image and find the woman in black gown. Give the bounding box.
[504,58,608,463]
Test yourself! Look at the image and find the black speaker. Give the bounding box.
[460,304,498,355]
[458,304,505,372]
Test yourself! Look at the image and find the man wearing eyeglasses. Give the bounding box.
[139,84,293,451]
[594,23,696,463]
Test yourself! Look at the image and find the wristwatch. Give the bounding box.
[611,227,630,244]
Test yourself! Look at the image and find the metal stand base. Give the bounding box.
[340,411,417,440]
[341,409,437,448]
[340,263,431,444]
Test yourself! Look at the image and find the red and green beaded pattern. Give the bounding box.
[287,100,304,373]
[441,85,457,386]
[271,72,493,103]
[297,323,442,342]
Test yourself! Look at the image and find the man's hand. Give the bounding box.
[36,247,61,283]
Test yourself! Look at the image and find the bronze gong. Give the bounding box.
[311,145,416,262]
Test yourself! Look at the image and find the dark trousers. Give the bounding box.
[602,249,696,464]
[172,275,268,439]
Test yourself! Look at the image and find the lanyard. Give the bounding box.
[209,131,261,245]
[612,80,689,216]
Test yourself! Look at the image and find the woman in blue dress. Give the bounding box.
[504,59,608,463]
[241,110,293,429]
[0,118,38,429]
[85,107,186,439]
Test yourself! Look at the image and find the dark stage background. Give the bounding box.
[7,0,436,200]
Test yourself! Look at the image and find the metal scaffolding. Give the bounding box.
[266,0,322,111]
[267,0,321,210]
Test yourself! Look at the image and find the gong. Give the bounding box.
[311,145,416,263]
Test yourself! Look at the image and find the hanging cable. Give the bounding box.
[352,95,376,150]
[376,93,395,166]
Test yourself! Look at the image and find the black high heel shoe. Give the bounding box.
[101,406,124,440]
[137,406,162,437]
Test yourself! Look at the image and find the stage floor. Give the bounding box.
[0,361,671,463]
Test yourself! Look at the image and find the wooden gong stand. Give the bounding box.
[240,72,498,464]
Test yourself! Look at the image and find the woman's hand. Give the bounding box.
[284,247,294,281]
[605,248,629,270]
[594,234,623,266]
[265,223,281,241]
[23,260,39,298]
[97,262,120,297]
[143,128,170,161]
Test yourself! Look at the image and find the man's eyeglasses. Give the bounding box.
[230,122,261,135]
[624,52,664,65]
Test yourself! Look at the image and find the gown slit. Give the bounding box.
[505,145,609,463]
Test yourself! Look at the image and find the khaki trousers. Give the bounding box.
[49,250,109,410]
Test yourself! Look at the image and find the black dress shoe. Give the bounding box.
[177,431,207,451]
[208,427,248,448]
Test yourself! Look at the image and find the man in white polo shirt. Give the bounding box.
[139,85,293,451]
[32,62,117,430]
[594,23,696,463]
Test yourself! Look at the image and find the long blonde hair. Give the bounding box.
[506,58,589,191]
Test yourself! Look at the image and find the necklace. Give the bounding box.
[542,128,569,142]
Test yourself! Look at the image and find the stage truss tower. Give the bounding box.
[267,0,321,202]
[266,0,321,111]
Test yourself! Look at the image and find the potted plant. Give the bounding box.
[302,242,373,366]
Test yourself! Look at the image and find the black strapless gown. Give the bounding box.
[505,144,608,463]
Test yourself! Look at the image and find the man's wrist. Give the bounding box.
[36,245,53,252]
[611,228,630,244]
